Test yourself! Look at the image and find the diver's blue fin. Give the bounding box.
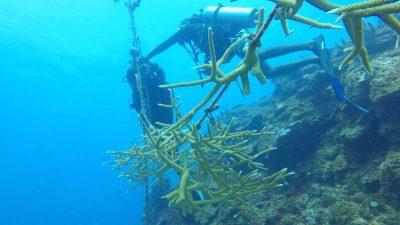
[342,95,370,113]
[328,75,346,102]
[328,76,370,113]
[317,36,370,113]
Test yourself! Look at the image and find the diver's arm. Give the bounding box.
[144,28,185,60]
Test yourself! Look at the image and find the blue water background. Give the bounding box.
[0,0,364,224]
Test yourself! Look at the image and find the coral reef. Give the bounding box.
[148,20,400,225]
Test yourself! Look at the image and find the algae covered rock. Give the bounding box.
[379,150,400,208]
[313,144,349,181]
[369,50,400,104]
[330,200,366,225]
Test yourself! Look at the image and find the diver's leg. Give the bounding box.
[262,56,320,78]
[258,35,325,61]
[258,41,313,60]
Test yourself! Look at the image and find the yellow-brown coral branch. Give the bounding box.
[328,0,398,14]
[287,14,343,29]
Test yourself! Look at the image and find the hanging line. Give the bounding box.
[125,2,151,225]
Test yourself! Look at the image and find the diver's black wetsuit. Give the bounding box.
[144,8,322,78]
[126,59,173,126]
[144,14,242,64]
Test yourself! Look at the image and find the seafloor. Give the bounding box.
[148,22,400,225]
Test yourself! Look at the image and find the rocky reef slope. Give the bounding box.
[151,23,400,225]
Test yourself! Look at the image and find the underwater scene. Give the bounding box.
[1,0,399,225]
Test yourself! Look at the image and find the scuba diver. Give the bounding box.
[142,5,369,112]
[123,0,173,127]
[143,6,258,65]
[143,5,324,79]
[126,47,174,126]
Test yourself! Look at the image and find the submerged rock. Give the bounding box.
[379,150,400,209]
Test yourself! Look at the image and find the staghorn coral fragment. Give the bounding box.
[275,7,294,36]
[291,0,305,15]
[379,14,400,33]
[270,0,305,14]
[287,13,343,29]
[272,1,342,36]
[110,111,292,215]
[340,16,372,72]
[270,0,398,72]
[334,2,400,23]
[328,0,399,14]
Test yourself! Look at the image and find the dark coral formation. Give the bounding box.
[149,23,400,225]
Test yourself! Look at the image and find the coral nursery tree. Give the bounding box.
[109,3,293,218]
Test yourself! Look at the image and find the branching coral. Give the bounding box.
[260,0,400,72]
[109,6,293,216]
[269,0,342,36]
[329,0,399,16]
[109,97,292,215]
[329,1,400,67]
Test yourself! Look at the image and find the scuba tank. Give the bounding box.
[202,6,258,28]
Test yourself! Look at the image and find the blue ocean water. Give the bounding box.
[0,0,366,225]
